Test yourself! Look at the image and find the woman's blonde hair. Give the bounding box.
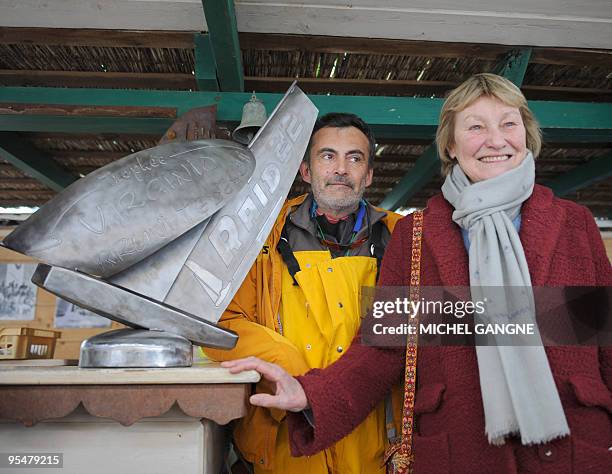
[436,73,542,177]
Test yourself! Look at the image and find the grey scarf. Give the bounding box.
[441,153,570,445]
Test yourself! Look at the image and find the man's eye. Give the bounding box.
[348,155,363,163]
[321,153,333,160]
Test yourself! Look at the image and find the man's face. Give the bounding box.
[300,126,373,218]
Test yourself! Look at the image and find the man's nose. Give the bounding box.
[334,157,348,174]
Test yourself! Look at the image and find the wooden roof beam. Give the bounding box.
[0,70,196,90]
[201,0,243,92]
[546,154,612,197]
[193,33,219,91]
[0,27,196,49]
[0,87,610,142]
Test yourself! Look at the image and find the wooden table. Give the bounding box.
[0,362,260,474]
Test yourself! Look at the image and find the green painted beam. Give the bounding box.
[496,48,533,86]
[379,147,439,209]
[201,0,243,91]
[381,48,535,210]
[193,33,219,91]
[0,87,611,139]
[0,115,175,134]
[0,132,77,191]
[546,154,612,197]
[0,86,442,124]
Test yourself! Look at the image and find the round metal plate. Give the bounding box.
[79,329,193,368]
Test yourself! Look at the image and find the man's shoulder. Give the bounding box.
[369,204,403,232]
[285,193,309,210]
[262,194,310,250]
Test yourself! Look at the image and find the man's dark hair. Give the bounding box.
[305,113,376,168]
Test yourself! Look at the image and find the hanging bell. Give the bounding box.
[232,93,267,145]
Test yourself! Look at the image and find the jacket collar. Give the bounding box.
[289,193,388,240]
[423,185,564,286]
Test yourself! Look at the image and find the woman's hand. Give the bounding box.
[222,357,309,412]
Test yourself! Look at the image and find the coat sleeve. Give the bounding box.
[288,216,411,456]
[582,206,612,286]
[582,206,612,391]
[205,263,310,375]
[205,262,311,422]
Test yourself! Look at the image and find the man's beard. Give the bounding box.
[311,176,366,215]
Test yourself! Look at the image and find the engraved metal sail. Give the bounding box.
[3,140,255,277]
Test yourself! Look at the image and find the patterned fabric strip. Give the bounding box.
[398,209,423,472]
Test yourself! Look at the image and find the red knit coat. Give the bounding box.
[288,185,612,474]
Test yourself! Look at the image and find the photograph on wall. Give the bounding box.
[54,298,111,329]
[0,263,37,320]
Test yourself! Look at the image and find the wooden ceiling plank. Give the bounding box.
[0,189,55,197]
[531,47,612,67]
[0,27,196,49]
[236,2,611,49]
[0,1,206,32]
[239,32,509,59]
[0,70,196,91]
[240,33,612,68]
[0,99,178,118]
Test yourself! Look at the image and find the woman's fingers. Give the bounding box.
[222,357,284,381]
[250,393,283,408]
[222,357,309,412]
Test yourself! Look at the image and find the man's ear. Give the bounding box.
[365,167,373,187]
[299,161,312,184]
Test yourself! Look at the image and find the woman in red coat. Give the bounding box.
[224,74,612,473]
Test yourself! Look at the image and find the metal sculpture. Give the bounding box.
[2,84,318,367]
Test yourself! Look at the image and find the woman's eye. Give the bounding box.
[468,124,482,131]
[504,121,517,128]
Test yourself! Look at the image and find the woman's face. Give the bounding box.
[449,96,528,183]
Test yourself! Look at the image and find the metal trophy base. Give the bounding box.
[79,329,193,368]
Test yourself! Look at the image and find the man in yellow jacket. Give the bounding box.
[206,113,402,473]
